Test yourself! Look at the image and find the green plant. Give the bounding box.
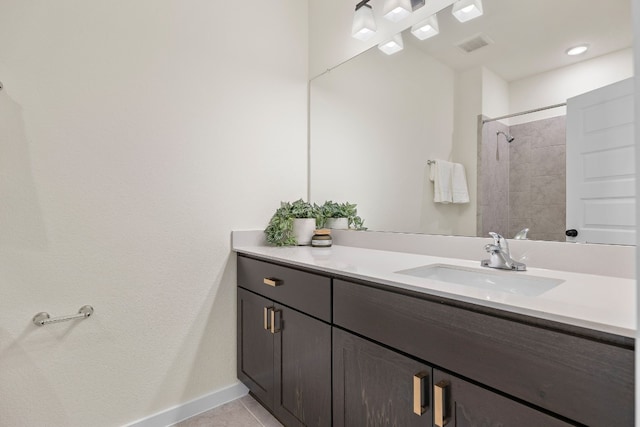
[264,199,318,246]
[317,201,366,230]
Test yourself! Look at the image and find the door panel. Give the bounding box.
[333,328,432,427]
[274,305,332,427]
[237,288,274,409]
[566,78,635,244]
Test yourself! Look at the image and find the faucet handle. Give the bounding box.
[484,243,500,253]
[488,232,509,251]
[488,232,503,245]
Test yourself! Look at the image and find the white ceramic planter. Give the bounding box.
[326,217,349,230]
[292,218,316,245]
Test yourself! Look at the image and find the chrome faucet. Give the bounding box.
[481,232,526,271]
[513,228,529,240]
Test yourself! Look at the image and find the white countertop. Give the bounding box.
[233,243,636,338]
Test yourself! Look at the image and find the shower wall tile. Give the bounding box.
[509,116,566,242]
[509,164,531,193]
[509,191,529,220]
[478,119,510,237]
[531,175,566,206]
[531,145,566,177]
[531,116,566,148]
[531,204,566,237]
[509,143,531,166]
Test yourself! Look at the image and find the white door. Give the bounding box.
[566,78,635,245]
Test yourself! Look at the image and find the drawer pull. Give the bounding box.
[434,380,450,427]
[270,308,282,334]
[413,371,428,415]
[263,306,273,330]
[263,277,282,287]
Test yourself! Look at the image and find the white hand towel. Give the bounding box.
[429,160,453,203]
[452,163,470,204]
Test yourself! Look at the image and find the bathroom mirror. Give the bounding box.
[309,0,633,243]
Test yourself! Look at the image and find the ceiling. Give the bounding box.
[405,0,632,82]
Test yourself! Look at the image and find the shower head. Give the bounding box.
[497,131,515,143]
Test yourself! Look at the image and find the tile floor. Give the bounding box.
[173,394,283,427]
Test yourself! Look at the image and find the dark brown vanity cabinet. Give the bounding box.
[333,327,433,427]
[237,256,332,427]
[333,278,634,427]
[332,327,573,427]
[237,254,634,427]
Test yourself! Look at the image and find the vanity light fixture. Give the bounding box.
[378,33,404,55]
[452,0,483,22]
[566,44,589,56]
[352,0,377,41]
[383,0,413,22]
[411,14,439,40]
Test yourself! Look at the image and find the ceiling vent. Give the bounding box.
[456,34,493,53]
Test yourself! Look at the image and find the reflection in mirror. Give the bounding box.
[310,0,633,244]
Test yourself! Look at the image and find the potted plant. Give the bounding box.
[318,201,366,230]
[264,199,318,246]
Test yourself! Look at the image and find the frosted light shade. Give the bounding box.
[452,0,483,22]
[411,15,439,40]
[378,33,404,55]
[383,0,412,22]
[352,4,377,41]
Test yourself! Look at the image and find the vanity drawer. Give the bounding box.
[237,255,331,322]
[333,279,634,426]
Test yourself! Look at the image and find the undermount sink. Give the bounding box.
[395,264,564,297]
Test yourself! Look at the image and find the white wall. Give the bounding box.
[0,1,308,426]
[509,48,634,124]
[452,67,483,236]
[481,67,510,121]
[310,43,456,234]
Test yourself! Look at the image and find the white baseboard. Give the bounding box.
[126,382,249,427]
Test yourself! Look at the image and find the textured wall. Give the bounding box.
[0,1,308,426]
[509,116,567,241]
[478,116,566,241]
[477,120,510,238]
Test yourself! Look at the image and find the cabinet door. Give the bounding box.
[333,328,432,427]
[274,305,331,427]
[237,288,274,410]
[432,369,573,427]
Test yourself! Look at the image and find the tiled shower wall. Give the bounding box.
[478,116,566,241]
[477,120,510,238]
[509,116,566,241]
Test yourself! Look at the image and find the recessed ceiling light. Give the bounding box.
[566,44,589,56]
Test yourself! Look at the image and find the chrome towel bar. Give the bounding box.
[33,305,94,327]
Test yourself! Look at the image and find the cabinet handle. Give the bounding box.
[434,380,450,427]
[270,308,282,334]
[263,277,282,287]
[263,306,273,330]
[413,371,428,415]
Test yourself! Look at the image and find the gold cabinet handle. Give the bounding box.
[263,277,282,287]
[270,308,282,334]
[263,306,273,330]
[413,371,429,415]
[434,380,450,427]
